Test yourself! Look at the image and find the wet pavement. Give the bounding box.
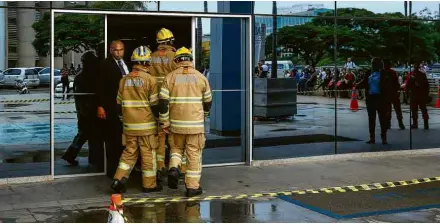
[4,197,440,223]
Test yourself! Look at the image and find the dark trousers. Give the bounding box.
[99,114,124,178]
[366,95,388,138]
[63,114,104,166]
[410,97,429,121]
[388,94,403,123]
[62,82,70,100]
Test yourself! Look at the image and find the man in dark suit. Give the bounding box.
[96,40,130,177]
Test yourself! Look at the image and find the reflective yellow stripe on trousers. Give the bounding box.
[170,119,204,128]
[124,122,157,131]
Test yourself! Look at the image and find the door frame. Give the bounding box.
[51,9,253,179]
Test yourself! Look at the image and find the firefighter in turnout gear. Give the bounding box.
[111,46,162,193]
[159,47,212,197]
[149,28,182,178]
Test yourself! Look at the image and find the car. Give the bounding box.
[0,70,4,86]
[265,60,294,78]
[54,81,74,98]
[2,68,40,87]
[38,67,61,85]
[30,67,44,73]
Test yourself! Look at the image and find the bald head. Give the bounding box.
[110,40,124,60]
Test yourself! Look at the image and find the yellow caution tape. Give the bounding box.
[120,176,440,204]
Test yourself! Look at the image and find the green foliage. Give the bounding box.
[32,1,146,57]
[268,7,440,66]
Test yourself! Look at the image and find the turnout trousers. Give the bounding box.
[157,128,187,173]
[113,134,159,189]
[168,133,205,189]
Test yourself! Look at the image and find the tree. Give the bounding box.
[275,23,334,67]
[32,2,147,57]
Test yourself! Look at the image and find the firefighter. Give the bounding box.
[383,59,405,130]
[149,28,184,179]
[406,62,430,129]
[111,46,161,193]
[159,47,212,197]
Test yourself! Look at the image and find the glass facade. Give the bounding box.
[0,1,439,182]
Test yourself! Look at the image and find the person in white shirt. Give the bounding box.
[344,58,357,69]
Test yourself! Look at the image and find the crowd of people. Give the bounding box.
[254,57,432,145]
[61,28,212,197]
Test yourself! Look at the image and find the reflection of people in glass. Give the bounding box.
[60,68,70,101]
[383,59,405,130]
[406,62,430,130]
[355,57,389,145]
[61,51,104,168]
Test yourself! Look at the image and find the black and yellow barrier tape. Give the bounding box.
[0,110,77,114]
[121,176,440,204]
[0,90,438,104]
[0,99,75,104]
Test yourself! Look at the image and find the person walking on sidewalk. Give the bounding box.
[111,46,161,193]
[355,57,390,145]
[159,47,212,197]
[405,62,430,130]
[383,59,405,130]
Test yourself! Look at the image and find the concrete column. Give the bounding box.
[209,1,251,136]
[50,1,65,69]
[0,1,6,70]
[17,1,36,67]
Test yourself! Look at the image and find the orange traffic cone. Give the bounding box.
[350,87,359,112]
[435,86,440,108]
[108,194,126,223]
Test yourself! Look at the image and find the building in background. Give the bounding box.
[255,4,331,36]
[2,1,89,70]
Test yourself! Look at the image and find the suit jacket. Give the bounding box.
[96,57,127,116]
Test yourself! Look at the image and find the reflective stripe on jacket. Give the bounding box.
[159,61,212,134]
[150,44,177,86]
[117,65,158,136]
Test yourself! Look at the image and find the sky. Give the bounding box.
[144,1,440,34]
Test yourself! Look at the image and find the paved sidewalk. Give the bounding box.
[1,148,440,219]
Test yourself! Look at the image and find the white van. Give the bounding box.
[264,60,294,78]
[3,68,40,87]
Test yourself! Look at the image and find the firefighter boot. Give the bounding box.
[424,119,429,130]
[411,119,418,129]
[168,167,180,189]
[186,187,203,197]
[111,177,127,193]
[398,119,405,130]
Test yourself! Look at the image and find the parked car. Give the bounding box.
[265,60,294,78]
[0,70,4,86]
[30,67,44,73]
[2,68,40,87]
[38,67,61,85]
[54,81,74,98]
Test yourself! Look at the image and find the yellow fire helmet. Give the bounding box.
[156,28,175,43]
[174,47,193,61]
[131,45,152,64]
